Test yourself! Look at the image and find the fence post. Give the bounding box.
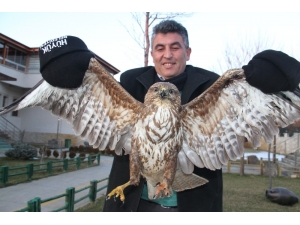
[87,155,91,167]
[63,159,68,172]
[27,197,41,212]
[227,161,231,173]
[260,158,263,165]
[260,163,264,175]
[1,166,9,185]
[65,187,75,212]
[278,164,282,177]
[89,180,98,203]
[97,153,100,165]
[76,157,81,169]
[47,161,52,175]
[27,163,34,180]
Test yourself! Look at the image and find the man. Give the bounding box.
[103,19,300,212]
[103,20,222,212]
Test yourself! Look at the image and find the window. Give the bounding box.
[2,96,7,107]
[11,98,18,117]
[3,45,27,72]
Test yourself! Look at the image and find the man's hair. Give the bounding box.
[151,20,189,49]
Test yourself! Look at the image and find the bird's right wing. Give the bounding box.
[0,58,143,155]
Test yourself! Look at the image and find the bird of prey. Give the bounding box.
[1,58,300,202]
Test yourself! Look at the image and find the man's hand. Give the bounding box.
[242,50,300,93]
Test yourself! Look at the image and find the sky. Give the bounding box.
[1,2,300,82]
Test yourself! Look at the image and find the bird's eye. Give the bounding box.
[169,89,174,94]
[153,87,159,92]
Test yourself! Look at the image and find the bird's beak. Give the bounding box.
[160,89,167,98]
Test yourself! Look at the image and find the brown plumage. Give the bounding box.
[1,59,300,202]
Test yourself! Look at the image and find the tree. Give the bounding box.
[214,30,278,74]
[122,12,192,67]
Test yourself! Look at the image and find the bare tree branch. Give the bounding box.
[214,30,278,74]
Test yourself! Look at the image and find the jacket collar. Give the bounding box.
[136,65,211,104]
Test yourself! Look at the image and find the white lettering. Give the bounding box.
[40,36,69,48]
[61,39,67,46]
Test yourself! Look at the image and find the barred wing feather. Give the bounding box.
[179,69,300,173]
[0,58,143,155]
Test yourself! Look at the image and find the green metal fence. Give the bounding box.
[15,177,108,212]
[0,153,101,185]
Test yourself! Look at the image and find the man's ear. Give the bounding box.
[186,47,192,61]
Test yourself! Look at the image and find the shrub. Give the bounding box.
[53,150,59,158]
[73,146,79,152]
[5,142,37,160]
[86,146,93,153]
[93,148,99,154]
[46,149,52,157]
[79,145,85,152]
[69,151,76,158]
[79,152,86,158]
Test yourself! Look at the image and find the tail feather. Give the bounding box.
[172,169,208,192]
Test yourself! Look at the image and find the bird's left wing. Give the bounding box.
[179,68,300,173]
[0,58,143,155]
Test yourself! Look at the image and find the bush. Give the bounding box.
[93,148,99,154]
[5,142,37,160]
[79,152,86,158]
[46,149,52,157]
[73,146,79,152]
[53,150,59,158]
[78,145,85,152]
[69,151,76,158]
[86,146,93,153]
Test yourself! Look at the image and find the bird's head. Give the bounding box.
[144,82,181,108]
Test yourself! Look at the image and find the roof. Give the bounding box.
[0,33,120,75]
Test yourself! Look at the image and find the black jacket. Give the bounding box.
[103,65,222,212]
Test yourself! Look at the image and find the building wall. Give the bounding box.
[23,131,83,148]
[0,64,41,88]
[27,53,40,74]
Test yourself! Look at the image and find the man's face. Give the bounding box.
[151,32,191,80]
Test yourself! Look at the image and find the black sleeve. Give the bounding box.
[242,50,300,93]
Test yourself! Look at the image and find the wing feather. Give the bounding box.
[0,58,143,154]
[180,68,300,171]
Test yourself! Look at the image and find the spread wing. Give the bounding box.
[179,68,300,173]
[0,58,143,154]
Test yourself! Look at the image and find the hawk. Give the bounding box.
[1,58,300,202]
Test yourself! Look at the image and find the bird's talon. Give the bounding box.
[121,201,125,207]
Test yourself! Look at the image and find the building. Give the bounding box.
[0,33,120,149]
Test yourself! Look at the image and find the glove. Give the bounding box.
[39,36,94,89]
[242,50,300,93]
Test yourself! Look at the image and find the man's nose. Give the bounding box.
[164,48,172,58]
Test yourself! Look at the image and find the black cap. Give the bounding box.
[39,36,94,89]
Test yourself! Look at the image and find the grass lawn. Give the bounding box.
[76,173,300,212]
